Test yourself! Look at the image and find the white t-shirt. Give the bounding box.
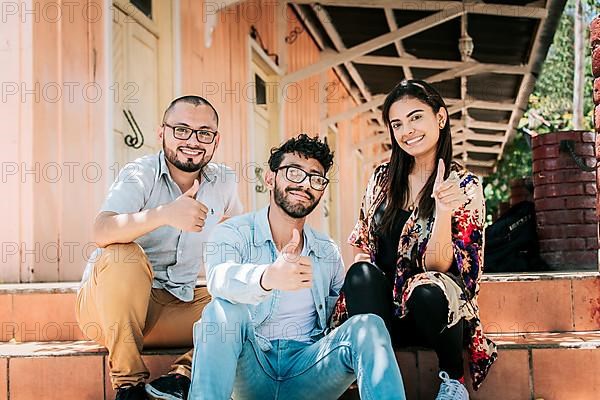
[256,236,318,343]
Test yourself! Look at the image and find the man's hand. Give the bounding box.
[164,179,209,232]
[261,229,313,291]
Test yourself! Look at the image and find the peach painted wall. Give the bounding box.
[0,0,33,283]
[283,7,320,137]
[2,0,375,282]
[1,0,107,283]
[180,0,373,265]
[180,0,263,206]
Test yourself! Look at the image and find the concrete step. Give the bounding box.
[0,340,181,400]
[477,272,600,334]
[1,273,599,342]
[1,332,599,400]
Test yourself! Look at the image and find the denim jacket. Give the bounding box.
[203,206,345,350]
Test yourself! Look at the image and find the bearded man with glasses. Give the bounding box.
[76,95,243,400]
[188,134,405,400]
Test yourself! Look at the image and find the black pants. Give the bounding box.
[343,262,465,379]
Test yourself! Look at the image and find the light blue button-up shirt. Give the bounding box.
[81,151,243,301]
[203,206,345,349]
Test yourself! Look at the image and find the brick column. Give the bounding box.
[533,131,597,270]
[593,16,600,270]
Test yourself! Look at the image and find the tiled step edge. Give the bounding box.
[0,279,209,294]
[1,331,599,358]
[2,333,600,400]
[0,272,597,293]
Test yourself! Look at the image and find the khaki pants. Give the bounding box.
[76,243,210,389]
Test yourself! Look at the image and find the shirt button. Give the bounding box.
[318,304,323,310]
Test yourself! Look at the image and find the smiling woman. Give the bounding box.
[389,101,443,154]
[381,80,453,223]
[331,80,497,396]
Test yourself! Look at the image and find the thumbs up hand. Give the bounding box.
[431,159,468,214]
[261,229,313,291]
[165,179,209,232]
[184,179,200,199]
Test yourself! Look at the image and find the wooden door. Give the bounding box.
[112,0,166,168]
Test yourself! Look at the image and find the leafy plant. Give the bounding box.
[483,132,532,224]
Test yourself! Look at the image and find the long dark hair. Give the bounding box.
[380,79,453,234]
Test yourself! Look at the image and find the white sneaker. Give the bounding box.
[434,371,470,400]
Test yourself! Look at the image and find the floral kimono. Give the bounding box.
[331,161,497,390]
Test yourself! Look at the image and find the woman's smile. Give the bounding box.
[403,135,425,146]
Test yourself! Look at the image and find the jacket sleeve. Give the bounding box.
[450,172,486,298]
[348,164,385,254]
[325,242,346,324]
[203,223,271,305]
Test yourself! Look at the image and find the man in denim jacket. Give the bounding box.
[189,134,405,400]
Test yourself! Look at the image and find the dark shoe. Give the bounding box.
[145,373,190,400]
[115,382,147,400]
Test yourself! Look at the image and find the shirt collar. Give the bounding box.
[158,150,216,184]
[253,206,326,258]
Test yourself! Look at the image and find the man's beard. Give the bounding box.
[163,137,211,173]
[274,183,320,218]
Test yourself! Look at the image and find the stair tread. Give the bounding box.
[0,279,209,294]
[0,340,188,357]
[2,331,599,358]
[0,272,597,294]
[489,330,600,349]
[482,271,599,282]
[0,273,598,343]
[0,282,80,294]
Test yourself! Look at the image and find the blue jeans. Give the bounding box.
[189,298,406,400]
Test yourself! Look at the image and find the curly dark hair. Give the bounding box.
[268,133,334,173]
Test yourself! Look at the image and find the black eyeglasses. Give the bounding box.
[277,166,329,191]
[163,122,218,144]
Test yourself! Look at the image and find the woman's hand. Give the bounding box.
[431,159,472,214]
[354,252,371,264]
